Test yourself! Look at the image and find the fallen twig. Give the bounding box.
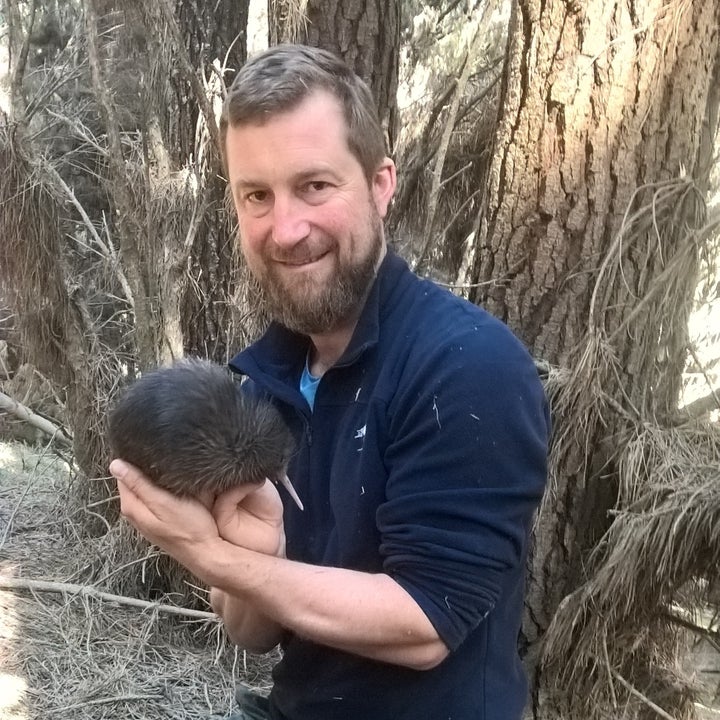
[0,390,72,446]
[0,575,218,621]
[662,608,720,652]
[611,669,679,720]
[53,694,164,712]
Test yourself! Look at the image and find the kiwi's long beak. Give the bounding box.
[276,473,304,511]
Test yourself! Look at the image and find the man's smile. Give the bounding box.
[274,250,332,268]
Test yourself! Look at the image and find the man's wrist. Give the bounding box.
[180,535,236,587]
[200,537,272,594]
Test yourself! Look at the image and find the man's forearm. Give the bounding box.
[200,539,449,670]
[210,587,284,652]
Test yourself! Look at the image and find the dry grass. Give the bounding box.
[541,421,720,718]
[0,441,276,720]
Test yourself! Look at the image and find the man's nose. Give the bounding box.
[271,195,311,247]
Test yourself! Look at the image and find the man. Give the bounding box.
[111,44,550,720]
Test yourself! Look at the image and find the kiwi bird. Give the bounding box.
[108,358,303,510]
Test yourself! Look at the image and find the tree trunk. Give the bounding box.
[460,0,720,716]
[270,0,400,151]
[118,0,250,366]
[168,0,250,363]
[0,118,118,531]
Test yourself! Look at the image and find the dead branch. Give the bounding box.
[686,343,720,410]
[53,695,164,713]
[610,670,679,720]
[45,108,105,154]
[390,80,456,223]
[38,157,135,309]
[437,0,466,25]
[0,575,218,621]
[414,43,478,272]
[661,609,720,651]
[0,390,72,446]
[414,4,494,273]
[0,474,34,551]
[86,0,158,367]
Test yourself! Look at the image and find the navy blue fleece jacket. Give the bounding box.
[229,250,550,720]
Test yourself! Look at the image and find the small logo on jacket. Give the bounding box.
[354,424,366,452]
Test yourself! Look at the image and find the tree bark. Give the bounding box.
[101,0,251,365]
[87,0,162,369]
[270,0,400,151]
[460,0,720,716]
[156,0,250,363]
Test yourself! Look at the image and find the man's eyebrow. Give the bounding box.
[233,178,264,191]
[293,167,342,182]
[233,167,342,192]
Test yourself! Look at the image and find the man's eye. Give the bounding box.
[246,190,268,203]
[306,181,330,193]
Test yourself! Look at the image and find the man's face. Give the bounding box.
[225,90,396,335]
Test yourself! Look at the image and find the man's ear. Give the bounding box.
[371,158,397,219]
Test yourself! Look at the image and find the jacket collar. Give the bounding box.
[229,249,408,389]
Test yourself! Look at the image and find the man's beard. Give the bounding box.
[249,213,384,335]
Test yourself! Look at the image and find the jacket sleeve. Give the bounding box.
[377,324,549,652]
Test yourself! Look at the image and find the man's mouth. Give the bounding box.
[277,250,331,267]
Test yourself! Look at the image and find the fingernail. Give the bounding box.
[109,459,128,480]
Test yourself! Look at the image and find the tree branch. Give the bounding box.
[54,695,164,713]
[86,0,159,367]
[661,609,720,652]
[610,669,679,720]
[684,344,720,416]
[414,24,486,273]
[0,390,72,446]
[39,157,135,309]
[0,575,218,621]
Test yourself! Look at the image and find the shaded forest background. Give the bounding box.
[0,1,719,719]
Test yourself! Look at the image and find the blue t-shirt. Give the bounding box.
[299,358,320,410]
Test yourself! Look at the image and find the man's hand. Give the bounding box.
[209,479,288,651]
[212,479,286,558]
[209,480,287,652]
[110,459,220,574]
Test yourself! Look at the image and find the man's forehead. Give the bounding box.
[229,88,345,129]
[224,94,358,181]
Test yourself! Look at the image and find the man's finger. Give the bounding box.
[109,458,130,481]
[213,482,260,516]
[109,459,154,497]
[109,459,159,518]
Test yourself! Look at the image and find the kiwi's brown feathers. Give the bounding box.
[108,358,296,498]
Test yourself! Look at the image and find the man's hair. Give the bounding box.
[220,44,386,180]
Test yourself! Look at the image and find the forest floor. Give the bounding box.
[0,440,276,720]
[0,439,718,720]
